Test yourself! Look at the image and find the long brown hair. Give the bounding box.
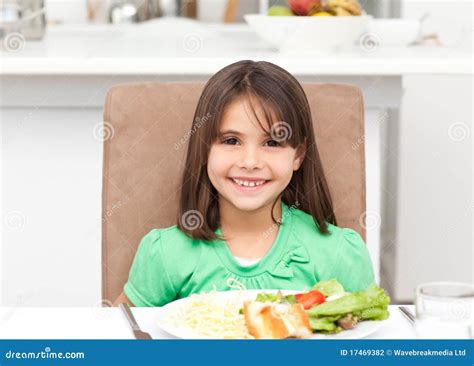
[177,60,337,241]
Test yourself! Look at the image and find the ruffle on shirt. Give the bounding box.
[267,240,310,279]
[218,240,312,290]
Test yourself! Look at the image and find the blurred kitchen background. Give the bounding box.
[0,0,472,306]
[0,0,401,25]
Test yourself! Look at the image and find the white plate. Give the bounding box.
[156,289,387,339]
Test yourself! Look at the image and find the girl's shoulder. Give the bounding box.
[139,225,202,256]
[127,225,203,306]
[290,208,374,293]
[290,207,365,245]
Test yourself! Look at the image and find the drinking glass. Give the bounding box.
[415,282,473,339]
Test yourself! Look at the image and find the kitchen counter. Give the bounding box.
[0,18,471,76]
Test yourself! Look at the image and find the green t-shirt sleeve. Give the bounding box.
[332,228,376,292]
[124,229,177,307]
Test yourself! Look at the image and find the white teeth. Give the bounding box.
[231,178,266,187]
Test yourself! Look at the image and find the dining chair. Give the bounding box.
[101,82,366,303]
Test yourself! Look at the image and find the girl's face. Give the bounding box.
[207,97,305,213]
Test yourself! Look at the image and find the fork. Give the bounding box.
[119,303,152,339]
[399,306,416,325]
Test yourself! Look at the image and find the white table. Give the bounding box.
[0,305,416,339]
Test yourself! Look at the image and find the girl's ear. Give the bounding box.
[293,139,307,171]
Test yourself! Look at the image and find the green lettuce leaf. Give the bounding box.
[308,315,342,332]
[305,284,390,333]
[306,284,390,318]
[255,292,296,304]
[312,279,345,297]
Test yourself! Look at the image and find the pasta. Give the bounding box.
[164,278,254,339]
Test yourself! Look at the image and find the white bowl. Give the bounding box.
[244,14,372,53]
[368,19,421,46]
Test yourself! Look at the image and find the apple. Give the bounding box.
[288,0,321,16]
[267,5,294,16]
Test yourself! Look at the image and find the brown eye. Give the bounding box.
[265,139,281,147]
[223,137,239,145]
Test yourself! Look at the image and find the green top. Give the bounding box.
[124,202,375,307]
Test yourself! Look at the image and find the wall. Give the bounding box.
[380,0,473,302]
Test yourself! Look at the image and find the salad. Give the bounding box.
[243,279,390,337]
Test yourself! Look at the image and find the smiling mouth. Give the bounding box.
[228,178,271,189]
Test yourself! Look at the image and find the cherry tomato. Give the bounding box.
[295,290,326,309]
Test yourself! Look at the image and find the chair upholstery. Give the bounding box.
[101,82,366,303]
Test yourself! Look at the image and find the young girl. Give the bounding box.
[114,60,375,307]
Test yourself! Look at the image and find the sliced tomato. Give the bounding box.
[295,290,326,309]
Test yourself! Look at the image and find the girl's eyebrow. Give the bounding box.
[219,129,269,137]
[219,129,244,136]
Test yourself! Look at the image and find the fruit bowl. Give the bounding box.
[244,14,372,53]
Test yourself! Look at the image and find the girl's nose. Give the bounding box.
[237,146,263,170]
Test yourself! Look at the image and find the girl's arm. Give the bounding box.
[113,291,135,307]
